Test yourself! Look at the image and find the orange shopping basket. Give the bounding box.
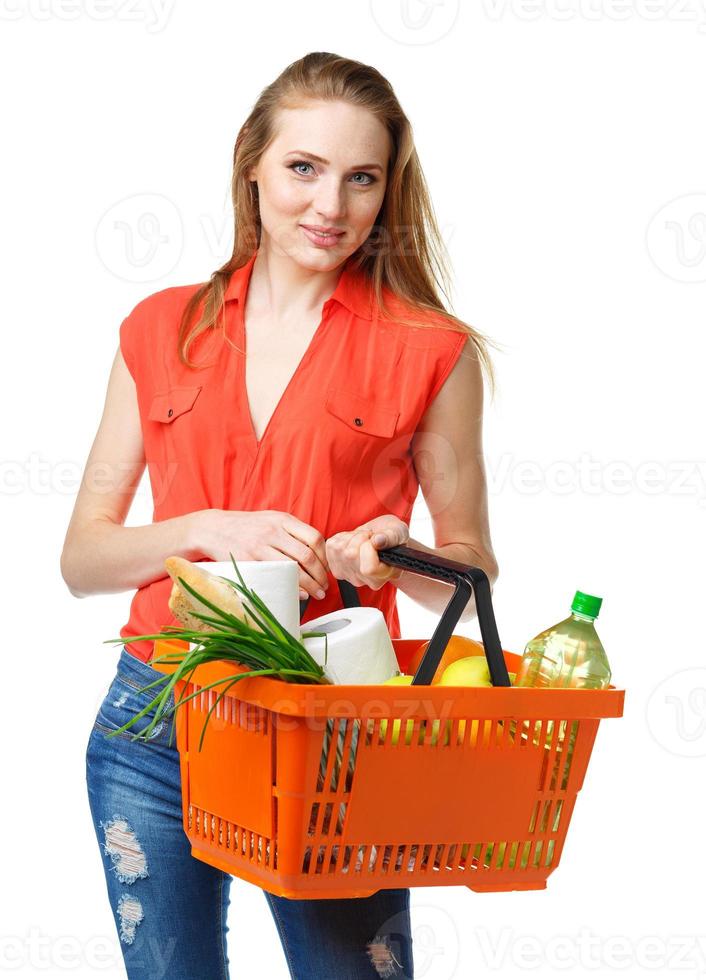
[150,545,624,899]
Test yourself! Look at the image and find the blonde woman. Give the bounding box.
[62,51,499,980]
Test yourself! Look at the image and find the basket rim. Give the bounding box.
[148,645,625,720]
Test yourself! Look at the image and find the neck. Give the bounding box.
[249,239,346,321]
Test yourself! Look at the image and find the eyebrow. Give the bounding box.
[285,150,384,172]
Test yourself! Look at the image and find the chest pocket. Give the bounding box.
[325,387,400,438]
[147,385,202,423]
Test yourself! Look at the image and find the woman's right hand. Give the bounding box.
[191,509,331,601]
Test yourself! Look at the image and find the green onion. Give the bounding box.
[102,553,332,750]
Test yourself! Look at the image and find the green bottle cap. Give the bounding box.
[571,590,602,618]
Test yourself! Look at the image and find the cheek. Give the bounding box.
[348,195,382,241]
[348,190,385,230]
[259,176,308,219]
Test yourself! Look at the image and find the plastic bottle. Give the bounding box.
[515,590,611,690]
[513,591,611,757]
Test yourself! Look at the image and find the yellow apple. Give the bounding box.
[375,675,444,745]
[439,656,492,687]
[438,660,517,746]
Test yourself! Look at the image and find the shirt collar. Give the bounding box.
[223,248,375,321]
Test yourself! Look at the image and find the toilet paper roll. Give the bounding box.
[193,559,301,639]
[301,606,400,685]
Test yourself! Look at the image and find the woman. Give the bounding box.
[61,52,500,980]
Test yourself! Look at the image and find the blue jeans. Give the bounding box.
[85,646,414,979]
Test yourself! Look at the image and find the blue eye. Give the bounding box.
[350,172,375,185]
[288,161,376,185]
[290,161,314,176]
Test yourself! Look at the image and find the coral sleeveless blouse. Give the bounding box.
[118,249,467,662]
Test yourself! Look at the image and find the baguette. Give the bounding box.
[164,557,261,633]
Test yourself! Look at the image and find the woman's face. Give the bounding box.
[248,100,391,268]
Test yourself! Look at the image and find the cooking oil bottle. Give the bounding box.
[512,591,611,758]
[515,591,611,690]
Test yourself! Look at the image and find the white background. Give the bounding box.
[2,0,704,977]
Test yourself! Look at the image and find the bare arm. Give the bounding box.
[397,341,499,622]
[59,345,204,598]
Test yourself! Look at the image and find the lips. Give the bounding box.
[300,225,345,247]
[301,225,345,237]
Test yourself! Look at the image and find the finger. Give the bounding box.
[359,536,382,578]
[281,520,330,591]
[327,529,372,587]
[343,528,373,562]
[283,515,330,570]
[359,538,402,586]
[324,535,346,580]
[371,523,409,549]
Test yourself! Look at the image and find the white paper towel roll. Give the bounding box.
[301,606,400,685]
[193,559,301,639]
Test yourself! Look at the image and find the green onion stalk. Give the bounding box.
[101,554,334,752]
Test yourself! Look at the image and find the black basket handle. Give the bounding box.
[299,544,511,687]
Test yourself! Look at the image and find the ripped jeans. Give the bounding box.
[85,645,415,979]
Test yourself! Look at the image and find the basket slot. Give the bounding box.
[527,799,541,834]
[559,721,580,791]
[321,803,333,837]
[380,844,395,874]
[552,798,564,832]
[331,717,355,793]
[344,720,361,791]
[354,843,370,873]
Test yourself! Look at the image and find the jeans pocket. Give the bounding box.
[94,671,175,744]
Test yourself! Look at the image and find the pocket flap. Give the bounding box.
[147,385,202,423]
[325,387,399,438]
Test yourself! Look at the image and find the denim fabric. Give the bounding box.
[85,646,414,979]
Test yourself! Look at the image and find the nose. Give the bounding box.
[312,176,346,222]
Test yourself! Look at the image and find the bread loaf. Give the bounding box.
[164,557,261,633]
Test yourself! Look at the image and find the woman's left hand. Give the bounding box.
[325,516,410,590]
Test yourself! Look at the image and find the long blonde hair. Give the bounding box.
[178,51,501,397]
